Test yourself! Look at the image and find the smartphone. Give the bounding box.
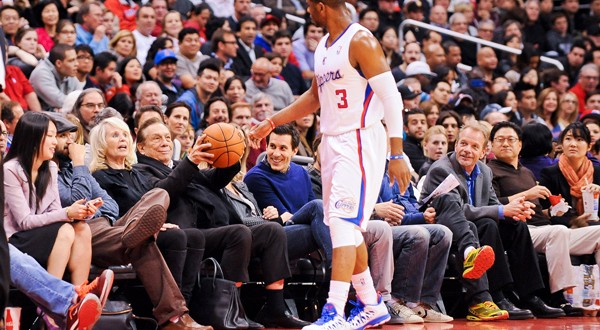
[87,198,103,208]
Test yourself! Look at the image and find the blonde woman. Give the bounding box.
[535,87,559,129]
[109,30,137,62]
[551,92,579,139]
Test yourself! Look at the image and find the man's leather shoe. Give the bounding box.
[495,298,534,320]
[558,303,584,317]
[246,318,265,330]
[161,313,214,330]
[523,296,565,318]
[255,312,310,328]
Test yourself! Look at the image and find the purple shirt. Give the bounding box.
[4,159,68,238]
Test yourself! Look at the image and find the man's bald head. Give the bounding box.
[251,57,273,88]
[425,43,446,68]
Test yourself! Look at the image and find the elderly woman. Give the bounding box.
[89,117,205,304]
[4,112,94,285]
[71,88,106,143]
[132,118,309,328]
[540,122,600,228]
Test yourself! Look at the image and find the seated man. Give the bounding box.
[133,118,310,329]
[377,162,454,324]
[489,121,598,316]
[9,244,113,329]
[421,122,562,320]
[52,113,210,329]
[244,124,332,263]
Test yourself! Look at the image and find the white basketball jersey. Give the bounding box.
[314,23,384,136]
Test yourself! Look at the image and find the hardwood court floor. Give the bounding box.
[265,317,600,329]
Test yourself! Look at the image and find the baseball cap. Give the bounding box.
[453,93,473,107]
[405,61,437,78]
[154,49,178,66]
[45,112,77,134]
[479,103,512,121]
[398,85,420,100]
[581,111,600,125]
[260,14,281,28]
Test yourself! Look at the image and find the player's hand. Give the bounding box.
[187,135,214,165]
[423,207,436,224]
[374,201,404,223]
[248,121,272,149]
[388,158,411,194]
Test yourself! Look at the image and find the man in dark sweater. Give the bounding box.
[403,109,427,174]
[488,121,598,316]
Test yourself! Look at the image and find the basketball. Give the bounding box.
[202,123,246,168]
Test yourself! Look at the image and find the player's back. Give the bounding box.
[314,23,385,136]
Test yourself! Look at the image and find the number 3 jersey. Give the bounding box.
[314,23,385,136]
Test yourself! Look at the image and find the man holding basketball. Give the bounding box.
[250,0,409,328]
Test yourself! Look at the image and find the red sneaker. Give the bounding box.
[76,269,114,309]
[66,293,102,330]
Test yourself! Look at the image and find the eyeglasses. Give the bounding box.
[81,103,105,109]
[493,136,519,144]
[0,131,8,136]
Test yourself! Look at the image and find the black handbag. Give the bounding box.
[189,258,250,330]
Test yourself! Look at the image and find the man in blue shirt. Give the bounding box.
[75,2,109,55]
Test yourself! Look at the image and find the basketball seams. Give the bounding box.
[203,123,245,168]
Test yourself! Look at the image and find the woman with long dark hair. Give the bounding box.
[4,112,94,285]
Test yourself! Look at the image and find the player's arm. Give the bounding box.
[248,78,320,147]
[349,31,412,193]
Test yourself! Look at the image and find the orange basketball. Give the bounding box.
[202,123,246,168]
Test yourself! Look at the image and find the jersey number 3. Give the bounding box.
[336,89,348,109]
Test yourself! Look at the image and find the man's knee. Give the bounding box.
[144,188,170,207]
[363,220,392,246]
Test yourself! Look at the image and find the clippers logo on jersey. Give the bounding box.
[316,70,344,92]
[335,197,357,213]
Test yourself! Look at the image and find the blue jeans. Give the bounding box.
[391,224,452,306]
[286,199,332,266]
[9,244,75,317]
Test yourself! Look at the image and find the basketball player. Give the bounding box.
[250,1,415,329]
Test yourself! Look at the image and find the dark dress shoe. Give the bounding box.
[255,312,311,328]
[246,318,265,330]
[523,296,565,318]
[559,303,584,317]
[495,298,534,320]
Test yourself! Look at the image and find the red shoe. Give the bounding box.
[76,269,114,309]
[66,293,102,330]
[463,245,495,280]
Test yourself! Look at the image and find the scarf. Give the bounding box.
[558,154,594,214]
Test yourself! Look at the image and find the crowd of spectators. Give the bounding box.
[4,0,600,328]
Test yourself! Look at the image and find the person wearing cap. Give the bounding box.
[480,103,511,125]
[154,49,183,104]
[51,112,212,330]
[399,84,421,110]
[254,13,281,53]
[405,61,437,93]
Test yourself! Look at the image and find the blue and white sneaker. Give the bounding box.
[302,303,350,330]
[347,295,391,330]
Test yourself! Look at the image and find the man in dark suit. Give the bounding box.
[422,122,562,320]
[232,16,264,80]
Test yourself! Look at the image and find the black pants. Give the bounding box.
[203,223,291,284]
